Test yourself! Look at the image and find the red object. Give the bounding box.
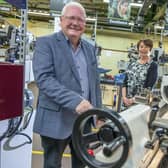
[104,74,114,80]
[87,149,94,156]
[0,62,24,121]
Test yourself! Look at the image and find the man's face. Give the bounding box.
[60,6,86,40]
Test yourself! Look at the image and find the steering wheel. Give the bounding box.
[72,108,132,168]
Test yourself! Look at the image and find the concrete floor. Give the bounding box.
[32,133,71,168]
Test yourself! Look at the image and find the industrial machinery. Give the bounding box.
[0,62,34,168]
[0,1,35,168]
[72,105,151,168]
[161,75,168,104]
[72,75,168,168]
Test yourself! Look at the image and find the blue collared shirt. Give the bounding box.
[69,41,89,100]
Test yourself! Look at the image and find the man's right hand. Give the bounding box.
[75,99,93,114]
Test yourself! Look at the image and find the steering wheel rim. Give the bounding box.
[72,108,132,168]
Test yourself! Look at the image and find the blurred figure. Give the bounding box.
[108,0,130,20]
[108,0,119,18]
[122,39,158,106]
[115,0,130,20]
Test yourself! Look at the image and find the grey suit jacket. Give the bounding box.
[33,31,102,139]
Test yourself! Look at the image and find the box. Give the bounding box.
[0,62,24,120]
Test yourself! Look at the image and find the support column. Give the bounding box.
[19,8,28,64]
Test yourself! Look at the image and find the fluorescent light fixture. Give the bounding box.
[103,0,109,3]
[130,3,143,7]
[86,18,96,21]
[28,11,50,16]
[0,6,10,11]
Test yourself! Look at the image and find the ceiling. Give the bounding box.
[0,0,168,33]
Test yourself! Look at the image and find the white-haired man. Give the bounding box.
[33,2,102,168]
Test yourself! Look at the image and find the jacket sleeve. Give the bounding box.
[144,61,158,89]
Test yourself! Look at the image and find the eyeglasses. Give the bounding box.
[63,15,86,24]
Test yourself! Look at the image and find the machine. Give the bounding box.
[72,75,168,168]
[0,62,34,168]
[0,1,36,168]
[161,75,168,104]
[72,105,151,168]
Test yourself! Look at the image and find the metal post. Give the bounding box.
[54,14,61,33]
[19,0,28,117]
[94,13,97,42]
[19,6,28,64]
[160,28,163,44]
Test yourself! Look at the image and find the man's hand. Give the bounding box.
[75,99,93,114]
[123,97,134,106]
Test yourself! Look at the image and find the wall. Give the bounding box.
[6,18,168,75]
[92,29,167,75]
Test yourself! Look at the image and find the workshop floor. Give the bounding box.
[32,133,72,168]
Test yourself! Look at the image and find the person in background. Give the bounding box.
[108,0,119,18]
[115,0,130,20]
[108,0,130,20]
[122,39,158,106]
[32,2,101,168]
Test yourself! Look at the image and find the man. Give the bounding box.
[33,2,102,168]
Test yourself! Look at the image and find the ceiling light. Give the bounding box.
[130,3,143,7]
[103,0,109,3]
[28,11,50,16]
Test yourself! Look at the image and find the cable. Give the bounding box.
[6,117,23,138]
[2,106,34,150]
[21,106,33,130]
[3,132,32,151]
[0,106,33,144]
[0,116,23,141]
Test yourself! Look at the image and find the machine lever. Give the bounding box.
[103,136,126,157]
[145,128,165,149]
[89,142,102,150]
[144,141,155,149]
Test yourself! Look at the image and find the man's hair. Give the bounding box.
[61,2,86,18]
[137,39,153,51]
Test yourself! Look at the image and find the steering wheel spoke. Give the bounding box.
[83,132,99,145]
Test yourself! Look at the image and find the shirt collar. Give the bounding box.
[61,31,82,49]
